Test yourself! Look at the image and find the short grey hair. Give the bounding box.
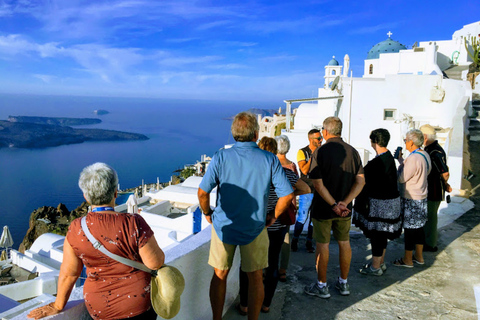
[323,116,342,136]
[78,162,118,205]
[424,133,437,142]
[231,112,259,142]
[275,135,291,155]
[406,129,424,148]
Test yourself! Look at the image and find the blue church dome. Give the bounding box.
[367,34,407,60]
[328,56,339,66]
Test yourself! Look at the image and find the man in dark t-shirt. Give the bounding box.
[420,124,450,252]
[304,116,364,299]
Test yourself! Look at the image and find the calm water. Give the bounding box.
[0,94,276,246]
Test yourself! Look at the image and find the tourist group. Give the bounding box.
[198,112,450,320]
[26,111,449,320]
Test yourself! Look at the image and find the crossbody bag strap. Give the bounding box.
[416,151,430,173]
[81,216,155,275]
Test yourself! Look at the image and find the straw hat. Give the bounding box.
[151,265,185,319]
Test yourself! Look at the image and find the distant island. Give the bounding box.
[94,110,109,115]
[8,115,102,126]
[0,120,148,149]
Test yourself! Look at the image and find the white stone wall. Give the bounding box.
[364,47,442,78]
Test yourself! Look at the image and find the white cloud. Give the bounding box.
[197,20,232,31]
[33,74,55,83]
[208,63,247,70]
[0,34,39,55]
[12,1,246,40]
[165,37,199,43]
[158,55,223,67]
[245,16,345,34]
[0,2,12,17]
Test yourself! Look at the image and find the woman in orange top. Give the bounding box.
[28,163,164,320]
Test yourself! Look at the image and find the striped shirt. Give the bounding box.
[267,168,299,230]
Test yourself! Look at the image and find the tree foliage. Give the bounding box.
[180,167,196,179]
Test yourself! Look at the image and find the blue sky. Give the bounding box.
[0,0,478,101]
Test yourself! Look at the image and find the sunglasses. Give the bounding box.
[313,137,323,141]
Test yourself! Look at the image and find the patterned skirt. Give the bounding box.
[401,197,427,229]
[353,197,402,240]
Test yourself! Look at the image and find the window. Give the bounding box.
[383,109,396,120]
[332,70,336,75]
[369,64,373,74]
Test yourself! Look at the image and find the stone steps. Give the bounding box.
[469,100,480,141]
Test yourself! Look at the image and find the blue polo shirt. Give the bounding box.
[199,141,293,245]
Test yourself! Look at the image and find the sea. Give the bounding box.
[0,93,276,246]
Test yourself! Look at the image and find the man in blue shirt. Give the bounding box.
[198,112,294,320]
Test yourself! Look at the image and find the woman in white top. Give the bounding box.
[395,129,431,268]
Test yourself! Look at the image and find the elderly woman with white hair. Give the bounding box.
[28,163,164,320]
[394,130,431,268]
[275,135,298,281]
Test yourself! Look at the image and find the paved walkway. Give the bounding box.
[224,141,480,320]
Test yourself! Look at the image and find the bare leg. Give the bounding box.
[373,249,387,269]
[246,269,264,320]
[371,256,382,269]
[414,244,424,263]
[316,242,329,282]
[338,240,352,280]
[210,268,229,320]
[380,249,386,265]
[403,250,413,265]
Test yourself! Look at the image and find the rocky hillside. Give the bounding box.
[18,202,89,253]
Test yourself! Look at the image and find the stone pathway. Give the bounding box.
[225,204,480,319]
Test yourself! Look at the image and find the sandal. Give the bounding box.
[412,256,425,265]
[392,258,413,268]
[279,272,287,282]
[235,303,247,316]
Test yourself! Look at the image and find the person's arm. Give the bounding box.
[139,235,165,270]
[293,178,311,196]
[442,172,450,182]
[27,239,83,319]
[266,193,294,227]
[312,178,336,206]
[441,172,452,192]
[298,159,311,176]
[312,178,350,217]
[197,187,213,224]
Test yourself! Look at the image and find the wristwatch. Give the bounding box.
[203,208,213,216]
[331,202,338,209]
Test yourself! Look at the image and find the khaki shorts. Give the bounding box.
[208,227,269,272]
[313,217,351,243]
